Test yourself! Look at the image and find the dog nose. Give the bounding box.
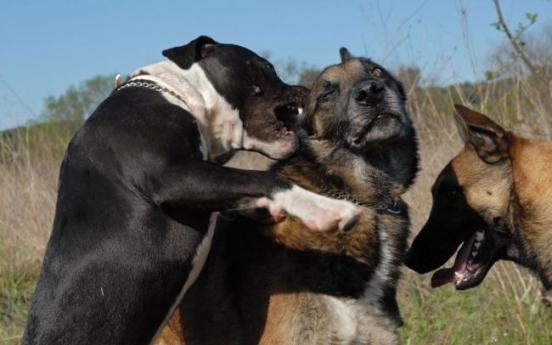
[403,249,431,274]
[353,80,384,105]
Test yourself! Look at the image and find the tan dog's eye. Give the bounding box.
[445,186,460,200]
[372,68,383,78]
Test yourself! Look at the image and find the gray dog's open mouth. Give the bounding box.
[350,113,401,146]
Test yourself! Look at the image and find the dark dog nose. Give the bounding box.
[353,80,384,105]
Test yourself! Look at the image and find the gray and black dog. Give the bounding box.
[161,48,419,345]
[22,36,360,345]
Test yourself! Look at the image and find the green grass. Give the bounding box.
[398,268,552,344]
[1,69,551,343]
[1,251,550,344]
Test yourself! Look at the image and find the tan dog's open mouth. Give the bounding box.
[431,229,490,289]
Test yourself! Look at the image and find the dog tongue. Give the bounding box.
[430,233,476,288]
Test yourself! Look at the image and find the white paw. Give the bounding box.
[265,186,360,232]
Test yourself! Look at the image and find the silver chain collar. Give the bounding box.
[114,79,187,105]
[319,186,402,215]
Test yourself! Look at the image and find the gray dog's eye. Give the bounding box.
[372,68,383,78]
[318,81,338,102]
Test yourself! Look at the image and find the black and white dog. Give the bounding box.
[22,36,359,345]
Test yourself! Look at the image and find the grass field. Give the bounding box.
[1,76,551,344]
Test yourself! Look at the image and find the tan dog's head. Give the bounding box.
[405,105,519,290]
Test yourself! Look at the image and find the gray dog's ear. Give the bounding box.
[339,47,352,62]
[162,35,218,69]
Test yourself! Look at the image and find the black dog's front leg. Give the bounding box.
[149,158,360,232]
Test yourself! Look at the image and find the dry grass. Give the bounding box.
[0,128,67,344]
[0,126,71,261]
[397,70,552,344]
[1,73,552,344]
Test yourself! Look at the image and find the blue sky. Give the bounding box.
[1,0,551,130]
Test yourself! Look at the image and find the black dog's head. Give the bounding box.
[298,48,418,199]
[162,36,307,159]
[405,105,521,290]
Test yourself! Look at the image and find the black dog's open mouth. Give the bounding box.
[431,229,493,290]
[273,102,303,138]
[274,102,303,133]
[350,113,401,146]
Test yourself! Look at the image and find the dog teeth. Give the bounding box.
[476,231,484,241]
[474,242,481,249]
[297,107,303,115]
[471,251,478,258]
[454,272,464,280]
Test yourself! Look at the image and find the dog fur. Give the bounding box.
[22,36,360,345]
[405,104,552,304]
[159,48,419,345]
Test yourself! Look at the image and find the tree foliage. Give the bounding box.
[273,58,321,88]
[487,0,549,83]
[261,52,322,88]
[38,74,116,124]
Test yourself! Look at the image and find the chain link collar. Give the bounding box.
[114,79,187,105]
[318,186,402,215]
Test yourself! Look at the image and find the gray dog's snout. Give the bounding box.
[353,80,385,105]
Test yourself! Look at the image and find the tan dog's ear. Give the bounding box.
[453,104,510,164]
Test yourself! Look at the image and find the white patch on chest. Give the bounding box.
[131,61,255,159]
[323,291,398,345]
[349,158,394,303]
[325,297,357,343]
[363,224,393,304]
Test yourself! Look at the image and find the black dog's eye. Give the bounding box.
[266,63,275,70]
[372,68,383,78]
[252,85,263,96]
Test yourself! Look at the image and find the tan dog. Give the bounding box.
[158,48,419,345]
[405,105,552,304]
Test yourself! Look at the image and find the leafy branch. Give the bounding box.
[490,0,545,82]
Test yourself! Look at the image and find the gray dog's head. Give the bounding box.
[301,48,410,151]
[295,48,418,200]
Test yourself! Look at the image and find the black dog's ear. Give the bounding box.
[340,47,352,62]
[162,35,218,69]
[453,104,510,164]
